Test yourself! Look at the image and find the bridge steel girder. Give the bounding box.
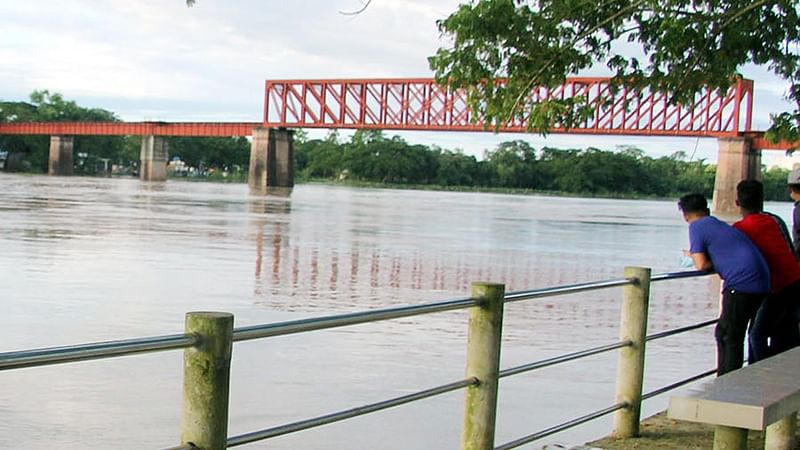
[263,77,755,139]
[0,122,259,136]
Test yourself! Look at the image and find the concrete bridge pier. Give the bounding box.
[249,127,294,191]
[711,137,760,219]
[140,135,169,182]
[48,136,74,176]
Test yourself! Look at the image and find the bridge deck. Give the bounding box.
[0,122,260,137]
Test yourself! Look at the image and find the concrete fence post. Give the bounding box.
[180,312,234,450]
[765,412,796,450]
[713,425,748,450]
[612,266,651,438]
[461,282,505,450]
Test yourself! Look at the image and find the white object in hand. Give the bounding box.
[679,254,695,268]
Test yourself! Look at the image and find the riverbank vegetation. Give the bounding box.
[296,130,792,201]
[1,91,793,201]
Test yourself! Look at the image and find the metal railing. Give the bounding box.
[0,267,717,449]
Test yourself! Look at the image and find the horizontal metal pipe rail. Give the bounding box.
[163,444,196,450]
[651,269,710,282]
[504,277,635,303]
[221,275,717,447]
[499,317,717,380]
[496,402,629,450]
[165,366,717,450]
[2,271,686,370]
[494,328,717,449]
[222,318,715,447]
[493,367,717,450]
[642,369,717,401]
[0,333,197,371]
[226,378,478,447]
[232,296,478,342]
[500,340,632,378]
[0,269,714,449]
[647,318,718,342]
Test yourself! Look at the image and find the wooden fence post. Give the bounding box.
[180,312,234,450]
[612,266,651,438]
[461,282,505,450]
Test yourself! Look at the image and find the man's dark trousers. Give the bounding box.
[716,288,764,375]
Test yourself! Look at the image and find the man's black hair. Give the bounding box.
[736,179,764,212]
[678,193,710,215]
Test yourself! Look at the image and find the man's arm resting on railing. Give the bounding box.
[690,252,714,272]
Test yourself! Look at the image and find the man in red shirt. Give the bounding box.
[734,180,800,361]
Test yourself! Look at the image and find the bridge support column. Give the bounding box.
[140,135,169,182]
[712,137,760,219]
[48,136,74,176]
[249,127,294,192]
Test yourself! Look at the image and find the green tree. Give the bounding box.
[539,147,582,191]
[299,139,345,178]
[553,147,646,194]
[1,91,125,173]
[0,101,48,171]
[167,137,250,169]
[429,0,800,144]
[675,160,716,196]
[435,149,482,186]
[483,140,541,188]
[344,132,438,184]
[640,151,688,196]
[763,166,791,201]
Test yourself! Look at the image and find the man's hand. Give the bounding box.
[690,252,713,271]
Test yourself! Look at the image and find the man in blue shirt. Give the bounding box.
[678,193,770,375]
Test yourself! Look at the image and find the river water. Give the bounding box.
[0,173,793,449]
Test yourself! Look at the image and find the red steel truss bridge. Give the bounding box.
[262,77,791,150]
[264,77,754,138]
[0,77,793,150]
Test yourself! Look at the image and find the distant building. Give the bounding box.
[168,157,189,176]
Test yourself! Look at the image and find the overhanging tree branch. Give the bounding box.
[431,0,800,142]
[339,0,373,16]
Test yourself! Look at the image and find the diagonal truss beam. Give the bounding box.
[264,77,754,138]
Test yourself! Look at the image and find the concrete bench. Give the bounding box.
[668,346,800,449]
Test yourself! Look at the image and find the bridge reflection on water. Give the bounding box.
[244,184,723,334]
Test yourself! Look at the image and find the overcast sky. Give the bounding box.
[1,0,796,166]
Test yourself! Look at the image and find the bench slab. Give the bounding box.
[668,346,800,430]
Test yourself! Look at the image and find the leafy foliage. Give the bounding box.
[342,131,439,183]
[291,131,766,200]
[429,0,800,144]
[763,166,792,199]
[1,90,126,173]
[167,136,250,169]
